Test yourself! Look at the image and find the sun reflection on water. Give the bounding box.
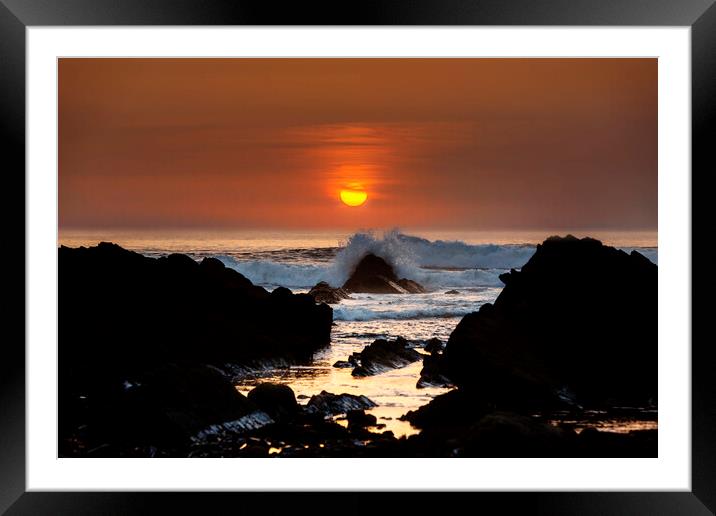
[234,317,457,437]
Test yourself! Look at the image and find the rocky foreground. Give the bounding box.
[59,236,657,457]
[59,243,332,455]
[418,235,657,408]
[401,235,657,455]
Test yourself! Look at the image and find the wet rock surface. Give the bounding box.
[308,281,351,304]
[416,353,453,388]
[332,359,354,368]
[305,391,377,416]
[349,337,423,376]
[62,375,656,458]
[60,363,258,455]
[342,253,426,294]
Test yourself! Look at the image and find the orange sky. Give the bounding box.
[59,58,657,230]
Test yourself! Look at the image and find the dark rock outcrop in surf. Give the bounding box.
[59,242,332,454]
[418,235,658,412]
[308,281,351,304]
[342,253,426,294]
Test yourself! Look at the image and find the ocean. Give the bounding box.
[58,228,658,437]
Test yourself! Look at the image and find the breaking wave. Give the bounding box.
[216,230,657,290]
[330,230,535,280]
[332,305,476,321]
[215,257,331,289]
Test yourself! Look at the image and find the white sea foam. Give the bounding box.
[215,257,332,288]
[216,231,657,292]
[330,230,536,281]
[332,304,477,321]
[218,255,506,290]
[216,229,531,289]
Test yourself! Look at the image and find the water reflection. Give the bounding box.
[234,315,657,438]
[547,408,658,434]
[234,318,457,437]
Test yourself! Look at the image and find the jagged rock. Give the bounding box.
[332,360,354,368]
[396,278,427,293]
[60,363,256,454]
[351,337,422,376]
[308,281,351,304]
[342,253,425,294]
[430,235,657,409]
[59,243,332,371]
[305,391,377,416]
[58,242,333,455]
[445,289,460,295]
[416,353,453,388]
[193,411,275,442]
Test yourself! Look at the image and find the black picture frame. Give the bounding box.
[1,1,712,514]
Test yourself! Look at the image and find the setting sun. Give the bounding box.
[340,188,368,207]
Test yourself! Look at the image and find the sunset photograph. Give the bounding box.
[58,58,657,458]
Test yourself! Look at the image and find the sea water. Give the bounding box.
[59,228,658,436]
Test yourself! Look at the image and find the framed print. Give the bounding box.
[2,0,713,514]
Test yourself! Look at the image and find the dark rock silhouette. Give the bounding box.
[60,363,256,455]
[342,253,426,294]
[416,353,453,389]
[346,409,378,430]
[59,242,332,452]
[419,235,657,410]
[461,412,570,457]
[402,389,489,429]
[247,383,299,422]
[305,391,377,416]
[424,337,444,354]
[400,394,657,458]
[308,281,351,304]
[350,336,423,376]
[60,243,331,369]
[396,278,426,293]
[416,338,448,387]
